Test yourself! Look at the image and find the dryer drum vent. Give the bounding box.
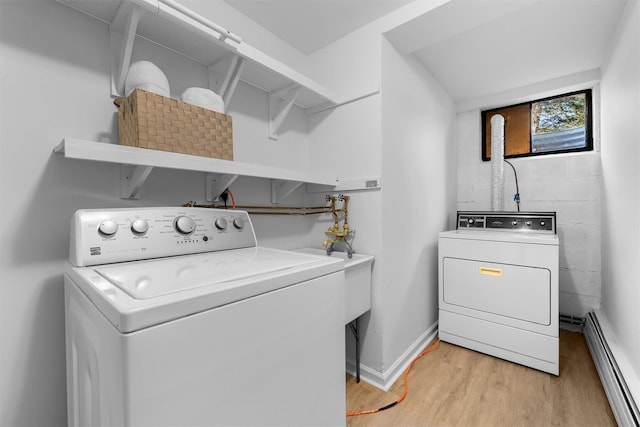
[490,114,505,211]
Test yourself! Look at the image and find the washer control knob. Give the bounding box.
[540,221,546,227]
[512,220,518,226]
[98,220,118,236]
[233,217,245,229]
[131,219,149,235]
[174,216,196,235]
[215,217,228,230]
[467,218,475,225]
[526,221,531,227]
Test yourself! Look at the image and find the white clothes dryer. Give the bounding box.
[64,207,346,427]
[438,211,559,375]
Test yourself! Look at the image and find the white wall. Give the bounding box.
[0,1,316,426]
[306,17,387,373]
[599,0,640,404]
[307,5,455,387]
[380,37,455,370]
[456,85,603,317]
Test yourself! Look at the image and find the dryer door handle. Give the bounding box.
[479,266,503,277]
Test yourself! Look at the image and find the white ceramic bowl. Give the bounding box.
[125,61,170,97]
[180,87,225,113]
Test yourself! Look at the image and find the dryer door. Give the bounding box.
[442,257,551,325]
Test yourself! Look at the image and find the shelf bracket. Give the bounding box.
[110,1,142,98]
[271,180,303,204]
[206,173,239,201]
[208,55,245,112]
[121,165,154,199]
[268,85,300,140]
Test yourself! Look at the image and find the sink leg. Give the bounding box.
[348,317,360,383]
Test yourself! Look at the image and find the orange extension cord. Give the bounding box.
[227,189,236,209]
[346,339,441,417]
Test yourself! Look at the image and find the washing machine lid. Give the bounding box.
[65,247,344,333]
[94,247,319,299]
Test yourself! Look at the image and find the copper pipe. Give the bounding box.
[340,194,350,230]
[184,200,348,217]
[244,210,331,216]
[327,195,339,230]
[183,202,336,216]
[234,205,329,210]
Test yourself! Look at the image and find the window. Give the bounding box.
[481,89,592,160]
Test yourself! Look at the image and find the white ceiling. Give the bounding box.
[224,0,628,103]
[223,0,415,55]
[387,0,628,102]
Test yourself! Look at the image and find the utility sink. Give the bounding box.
[295,248,374,324]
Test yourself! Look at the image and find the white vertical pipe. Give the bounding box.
[490,114,505,211]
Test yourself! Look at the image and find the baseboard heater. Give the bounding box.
[584,312,640,426]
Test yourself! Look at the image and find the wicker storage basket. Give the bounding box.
[114,89,233,160]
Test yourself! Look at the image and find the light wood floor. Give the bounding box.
[346,329,615,426]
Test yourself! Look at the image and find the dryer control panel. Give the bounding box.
[69,207,257,267]
[457,211,556,234]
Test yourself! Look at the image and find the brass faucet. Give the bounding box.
[322,194,353,258]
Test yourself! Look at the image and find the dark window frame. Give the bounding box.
[481,89,593,161]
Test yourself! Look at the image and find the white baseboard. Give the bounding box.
[346,321,439,391]
[584,311,639,426]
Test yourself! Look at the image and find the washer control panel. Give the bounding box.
[457,211,556,234]
[70,207,257,267]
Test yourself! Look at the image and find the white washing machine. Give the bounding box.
[438,211,559,375]
[64,207,346,427]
